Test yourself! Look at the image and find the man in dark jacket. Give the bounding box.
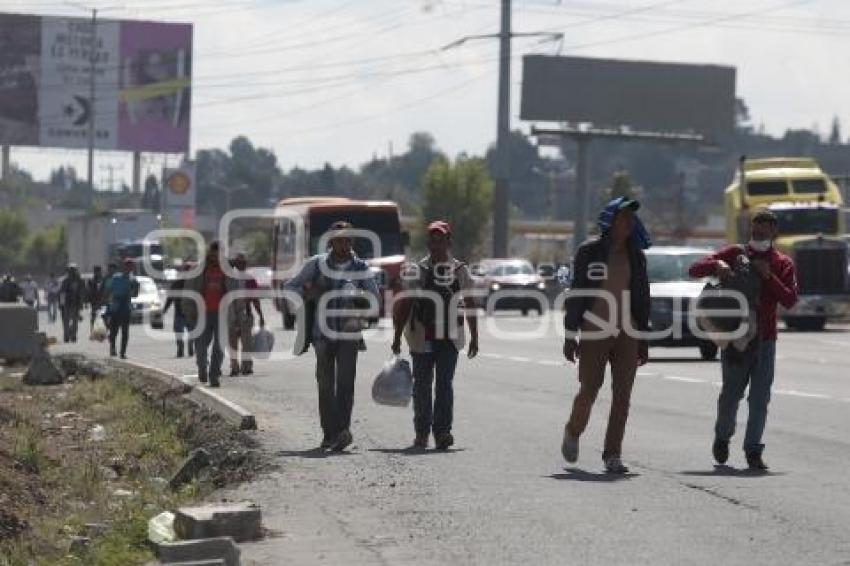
[689,208,798,471]
[163,260,195,358]
[59,264,86,343]
[561,197,651,474]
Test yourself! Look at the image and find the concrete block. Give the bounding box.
[24,334,63,385]
[0,305,37,362]
[156,536,240,566]
[174,502,262,543]
[169,448,211,491]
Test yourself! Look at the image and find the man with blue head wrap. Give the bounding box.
[560,196,652,474]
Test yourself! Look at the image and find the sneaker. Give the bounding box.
[434,432,454,451]
[746,452,769,471]
[320,436,334,450]
[561,425,579,463]
[332,429,353,452]
[412,434,428,449]
[198,369,208,384]
[713,438,729,465]
[604,456,629,474]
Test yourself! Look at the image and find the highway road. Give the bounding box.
[51,308,850,565]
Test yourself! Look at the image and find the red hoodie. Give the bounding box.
[688,245,798,340]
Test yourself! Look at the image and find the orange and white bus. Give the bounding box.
[271,197,409,328]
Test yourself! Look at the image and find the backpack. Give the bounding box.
[410,260,465,340]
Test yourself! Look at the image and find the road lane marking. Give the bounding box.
[663,376,705,384]
[773,389,830,399]
[537,360,562,367]
[508,356,531,363]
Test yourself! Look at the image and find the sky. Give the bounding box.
[3,0,850,188]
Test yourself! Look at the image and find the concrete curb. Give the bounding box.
[102,358,258,431]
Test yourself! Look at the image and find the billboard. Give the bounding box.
[0,12,192,153]
[520,55,736,136]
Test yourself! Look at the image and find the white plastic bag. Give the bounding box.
[90,315,107,342]
[372,356,413,407]
[147,511,176,545]
[252,327,274,359]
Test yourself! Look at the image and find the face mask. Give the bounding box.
[749,239,771,253]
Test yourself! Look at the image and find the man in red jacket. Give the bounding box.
[689,209,798,470]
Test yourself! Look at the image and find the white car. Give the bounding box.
[131,276,164,329]
[646,246,718,360]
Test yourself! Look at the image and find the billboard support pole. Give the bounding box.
[86,8,98,209]
[1,145,9,181]
[132,151,141,193]
[574,135,590,250]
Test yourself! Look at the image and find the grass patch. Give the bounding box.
[0,374,219,566]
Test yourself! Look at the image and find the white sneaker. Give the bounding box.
[604,456,629,474]
[561,425,579,463]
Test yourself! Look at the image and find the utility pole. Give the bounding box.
[493,0,511,258]
[86,8,97,208]
[441,5,560,258]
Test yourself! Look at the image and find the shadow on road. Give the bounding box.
[680,465,785,478]
[548,468,639,482]
[368,447,467,456]
[275,448,355,459]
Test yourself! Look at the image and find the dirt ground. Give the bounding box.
[0,356,270,565]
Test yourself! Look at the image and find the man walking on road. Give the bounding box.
[184,241,235,388]
[59,264,85,343]
[689,209,798,471]
[105,259,139,359]
[391,220,479,451]
[228,253,265,376]
[561,197,651,474]
[163,260,195,358]
[285,221,379,452]
[86,265,105,330]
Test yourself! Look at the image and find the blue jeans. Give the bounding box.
[412,340,459,437]
[195,312,224,384]
[715,339,777,455]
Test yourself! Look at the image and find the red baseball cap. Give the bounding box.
[427,220,451,236]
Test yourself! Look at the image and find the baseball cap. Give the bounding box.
[427,220,451,236]
[616,197,640,212]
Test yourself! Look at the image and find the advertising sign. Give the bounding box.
[0,12,192,152]
[163,160,195,228]
[521,55,736,136]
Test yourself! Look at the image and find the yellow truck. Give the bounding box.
[725,156,850,330]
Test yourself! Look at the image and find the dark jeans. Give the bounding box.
[109,308,130,357]
[412,340,459,437]
[715,339,777,455]
[174,312,194,356]
[313,339,359,440]
[61,306,80,342]
[195,312,224,384]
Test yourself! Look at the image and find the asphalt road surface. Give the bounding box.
[51,307,850,565]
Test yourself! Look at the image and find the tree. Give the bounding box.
[24,225,66,276]
[141,174,160,212]
[0,209,28,270]
[829,116,842,145]
[603,168,637,204]
[420,156,493,260]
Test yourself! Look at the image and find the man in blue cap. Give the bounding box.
[561,197,651,473]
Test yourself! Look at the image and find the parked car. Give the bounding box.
[472,258,547,315]
[646,246,718,360]
[131,276,163,329]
